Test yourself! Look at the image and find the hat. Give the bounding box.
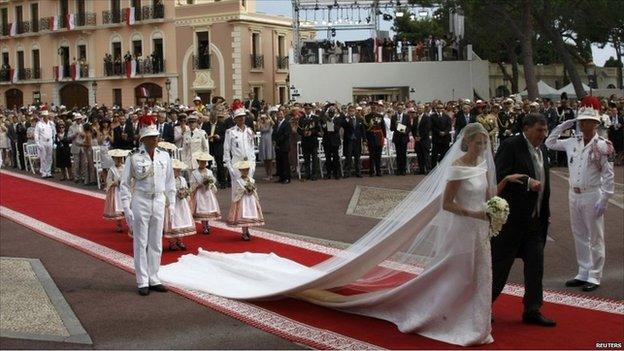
[268,106,279,113]
[108,149,131,158]
[40,110,49,116]
[375,100,384,106]
[172,159,188,170]
[187,112,200,122]
[194,152,214,162]
[158,141,177,151]
[233,108,247,118]
[530,102,540,107]
[576,107,601,122]
[138,114,159,140]
[504,98,514,104]
[193,96,202,102]
[73,112,85,120]
[464,98,472,104]
[234,160,251,170]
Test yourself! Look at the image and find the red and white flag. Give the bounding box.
[9,69,17,83]
[70,63,81,80]
[9,22,16,36]
[125,60,137,78]
[138,86,149,98]
[126,7,135,26]
[67,13,75,30]
[51,16,59,31]
[53,66,64,81]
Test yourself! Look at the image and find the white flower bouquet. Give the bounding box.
[485,196,510,239]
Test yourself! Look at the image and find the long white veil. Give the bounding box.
[159,125,497,306]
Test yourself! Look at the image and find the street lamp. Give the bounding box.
[91,81,98,104]
[165,78,171,104]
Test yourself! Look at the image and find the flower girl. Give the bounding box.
[228,160,265,241]
[103,149,130,233]
[189,152,221,234]
[164,159,197,251]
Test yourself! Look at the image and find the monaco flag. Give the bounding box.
[67,14,75,30]
[53,65,64,81]
[125,60,137,78]
[51,16,59,31]
[126,7,136,26]
[9,22,16,36]
[70,63,81,80]
[138,86,149,98]
[9,69,17,83]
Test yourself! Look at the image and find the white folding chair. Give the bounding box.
[92,146,103,189]
[317,138,325,178]
[296,141,303,180]
[14,141,22,170]
[25,143,39,174]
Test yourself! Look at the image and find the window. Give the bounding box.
[132,40,142,56]
[76,0,86,26]
[78,45,86,61]
[278,35,285,58]
[196,32,210,69]
[17,51,24,70]
[252,32,260,56]
[278,86,287,104]
[32,49,40,78]
[2,52,8,66]
[112,41,122,59]
[60,0,69,28]
[1,8,7,30]
[15,5,24,34]
[111,0,121,23]
[152,38,163,72]
[186,0,194,4]
[253,86,261,100]
[30,3,38,32]
[131,0,141,21]
[113,88,122,106]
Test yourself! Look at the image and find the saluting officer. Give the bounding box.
[298,103,321,181]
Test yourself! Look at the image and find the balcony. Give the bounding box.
[1,23,9,36]
[75,12,97,27]
[16,21,31,34]
[103,58,165,77]
[193,54,211,70]
[0,68,10,82]
[141,4,165,20]
[250,54,264,70]
[17,68,31,80]
[32,67,41,79]
[102,9,123,24]
[277,56,289,70]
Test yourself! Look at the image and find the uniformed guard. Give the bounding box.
[120,113,176,296]
[182,112,209,170]
[545,96,615,292]
[34,108,56,178]
[364,101,387,177]
[224,107,256,216]
[298,103,321,180]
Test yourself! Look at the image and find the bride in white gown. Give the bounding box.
[159,123,524,346]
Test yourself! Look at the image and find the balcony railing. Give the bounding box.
[75,12,97,27]
[1,23,9,36]
[251,54,264,70]
[141,4,165,20]
[102,9,123,24]
[0,68,10,82]
[193,54,211,70]
[103,58,165,77]
[16,21,30,34]
[277,56,289,70]
[32,67,41,79]
[17,68,30,80]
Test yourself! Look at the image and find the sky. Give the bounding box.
[255,0,619,66]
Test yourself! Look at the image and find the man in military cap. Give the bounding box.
[298,103,321,180]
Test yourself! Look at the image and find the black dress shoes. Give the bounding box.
[522,311,556,327]
[582,283,600,292]
[138,287,150,296]
[565,278,587,287]
[149,284,168,293]
[242,231,251,241]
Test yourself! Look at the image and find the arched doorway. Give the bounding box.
[60,83,89,109]
[135,82,162,106]
[5,89,23,109]
[495,85,510,97]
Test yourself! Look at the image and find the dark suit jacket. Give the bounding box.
[341,115,366,144]
[410,113,432,147]
[390,113,411,144]
[160,122,175,144]
[431,112,452,145]
[320,115,342,148]
[454,111,475,135]
[272,117,291,152]
[201,120,226,156]
[495,135,550,238]
[298,114,321,150]
[244,99,262,116]
[123,119,139,149]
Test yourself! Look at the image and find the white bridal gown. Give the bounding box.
[159,159,494,346]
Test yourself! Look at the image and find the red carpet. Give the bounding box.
[1,172,622,349]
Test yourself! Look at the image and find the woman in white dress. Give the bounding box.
[103,150,130,233]
[164,159,197,251]
[159,123,525,346]
[189,152,221,234]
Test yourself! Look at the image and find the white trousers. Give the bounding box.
[38,142,53,176]
[569,190,605,285]
[131,193,165,288]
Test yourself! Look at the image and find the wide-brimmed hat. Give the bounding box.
[194,152,214,162]
[108,149,131,158]
[193,96,202,102]
[157,141,177,151]
[234,160,251,170]
[139,114,159,140]
[172,159,188,170]
[233,108,247,118]
[73,112,85,120]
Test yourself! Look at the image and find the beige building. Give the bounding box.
[0,0,298,109]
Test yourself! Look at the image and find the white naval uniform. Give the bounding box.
[182,127,209,170]
[223,125,256,201]
[120,146,176,288]
[34,119,56,177]
[545,124,615,285]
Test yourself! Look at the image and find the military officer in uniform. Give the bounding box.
[120,116,176,296]
[298,103,321,180]
[545,96,615,292]
[320,104,342,179]
[182,112,209,170]
[364,101,387,177]
[34,109,56,178]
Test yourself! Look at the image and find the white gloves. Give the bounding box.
[594,197,608,217]
[560,119,576,130]
[124,207,134,229]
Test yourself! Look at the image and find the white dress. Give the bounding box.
[190,168,221,220]
[159,163,493,346]
[164,177,197,238]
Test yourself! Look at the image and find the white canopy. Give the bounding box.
[556,82,590,98]
[519,80,559,98]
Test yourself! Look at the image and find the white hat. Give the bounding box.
[234,160,251,170]
[139,114,159,140]
[194,152,214,162]
[59,105,66,110]
[172,159,188,170]
[576,107,601,122]
[187,113,200,122]
[193,96,202,102]
[530,102,540,107]
[233,108,247,118]
[268,106,279,113]
[40,110,49,116]
[73,112,85,120]
[157,141,177,151]
[108,149,131,158]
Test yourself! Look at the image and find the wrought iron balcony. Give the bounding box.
[277,56,289,70]
[1,23,9,36]
[75,12,97,27]
[102,9,123,24]
[250,54,264,70]
[0,68,9,82]
[16,21,30,34]
[192,54,211,70]
[17,68,32,80]
[32,67,41,79]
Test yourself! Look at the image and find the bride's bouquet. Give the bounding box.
[485,196,509,239]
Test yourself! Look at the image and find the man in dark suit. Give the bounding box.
[430,103,452,169]
[201,111,227,187]
[542,98,560,167]
[15,115,28,170]
[157,112,175,144]
[7,116,17,168]
[244,91,262,118]
[298,104,321,180]
[492,113,556,327]
[454,103,475,136]
[341,105,365,178]
[272,109,291,184]
[123,112,140,149]
[410,106,432,174]
[320,104,342,179]
[390,104,412,175]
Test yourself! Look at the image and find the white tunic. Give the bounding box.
[182,128,209,169]
[224,125,256,200]
[190,168,221,217]
[34,120,56,145]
